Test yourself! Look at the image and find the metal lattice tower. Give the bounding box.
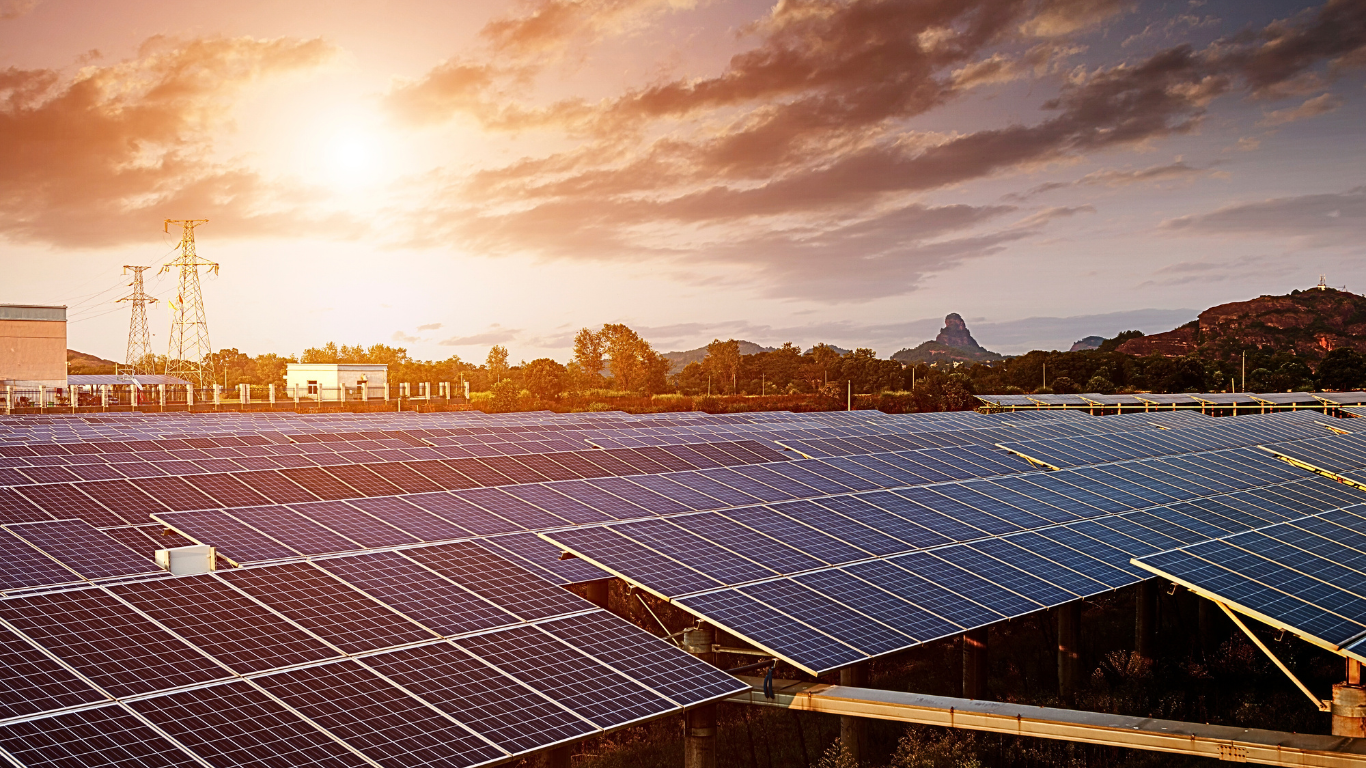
[160,219,218,388]
[116,266,158,373]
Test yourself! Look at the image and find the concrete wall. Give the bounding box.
[0,317,67,387]
[284,364,387,400]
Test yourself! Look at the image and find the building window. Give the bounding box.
[307,380,318,395]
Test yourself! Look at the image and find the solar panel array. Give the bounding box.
[1134,506,1366,658]
[1,405,1363,764]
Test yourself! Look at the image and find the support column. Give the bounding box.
[1334,659,1365,738]
[963,628,988,699]
[185,385,193,409]
[269,384,276,406]
[1057,601,1081,701]
[1197,599,1216,660]
[541,745,571,768]
[682,625,716,768]
[1135,581,1158,664]
[840,663,867,763]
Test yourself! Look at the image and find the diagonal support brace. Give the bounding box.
[1217,600,1330,712]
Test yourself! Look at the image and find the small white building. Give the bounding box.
[285,363,387,401]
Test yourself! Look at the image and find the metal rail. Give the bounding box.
[730,676,1366,767]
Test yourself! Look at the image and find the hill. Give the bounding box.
[891,313,1004,364]
[67,349,118,374]
[1116,286,1366,367]
[661,341,850,373]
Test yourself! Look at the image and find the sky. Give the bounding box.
[2,0,1364,363]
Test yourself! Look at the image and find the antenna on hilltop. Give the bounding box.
[1317,275,1329,291]
[116,266,158,374]
[160,219,218,388]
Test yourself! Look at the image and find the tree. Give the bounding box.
[1317,348,1366,391]
[703,339,741,393]
[522,358,567,400]
[599,323,659,392]
[300,342,339,363]
[572,328,605,386]
[486,346,510,383]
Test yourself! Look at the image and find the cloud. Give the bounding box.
[389,0,1366,302]
[391,330,420,342]
[417,322,443,331]
[1162,186,1366,247]
[0,0,38,20]
[1256,92,1344,126]
[0,35,345,247]
[439,324,521,346]
[1005,160,1214,199]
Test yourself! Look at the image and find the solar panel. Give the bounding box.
[610,518,776,590]
[3,520,158,580]
[666,472,764,507]
[129,680,373,768]
[545,526,721,597]
[0,487,50,524]
[322,464,405,497]
[741,579,911,656]
[501,484,614,525]
[0,589,231,697]
[229,506,363,556]
[72,479,168,522]
[277,467,361,500]
[842,559,1004,629]
[792,568,960,642]
[345,496,470,542]
[0,625,106,719]
[456,624,675,729]
[403,542,593,620]
[254,660,508,768]
[359,643,595,755]
[818,494,962,547]
[16,483,125,527]
[220,562,437,653]
[403,492,521,536]
[0,528,82,591]
[107,574,341,674]
[179,473,274,507]
[584,477,689,515]
[361,462,445,494]
[481,533,609,585]
[0,705,200,767]
[288,500,420,548]
[719,505,869,564]
[129,476,221,511]
[315,551,518,636]
[668,512,826,573]
[156,510,300,564]
[674,588,863,675]
[455,488,569,529]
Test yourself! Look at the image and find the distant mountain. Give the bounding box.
[1070,335,1105,352]
[662,341,775,373]
[891,314,1004,364]
[67,349,118,373]
[1116,286,1366,367]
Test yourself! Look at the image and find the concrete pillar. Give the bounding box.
[963,628,988,699]
[684,703,717,768]
[5,385,11,414]
[293,384,300,407]
[541,745,571,768]
[840,663,867,763]
[384,383,390,401]
[185,385,193,409]
[1057,601,1081,701]
[269,384,276,405]
[583,579,609,609]
[38,385,45,412]
[1332,659,1365,737]
[101,385,109,410]
[159,384,166,408]
[214,385,221,406]
[681,625,716,768]
[1135,581,1158,664]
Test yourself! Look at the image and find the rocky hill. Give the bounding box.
[892,314,1004,364]
[67,349,118,374]
[1116,287,1366,367]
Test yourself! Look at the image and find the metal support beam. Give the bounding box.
[732,677,1366,767]
[963,628,988,699]
[1135,581,1157,664]
[1217,601,1329,712]
[1057,601,1081,701]
[685,704,717,768]
[840,663,867,763]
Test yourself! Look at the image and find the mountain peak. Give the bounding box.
[935,313,986,352]
[891,314,1003,364]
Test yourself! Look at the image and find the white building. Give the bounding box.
[284,363,387,400]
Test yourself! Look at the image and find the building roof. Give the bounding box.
[68,374,190,386]
[0,304,65,321]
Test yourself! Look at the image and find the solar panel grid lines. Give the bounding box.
[252,659,509,768]
[739,578,914,657]
[276,468,363,501]
[286,501,421,549]
[454,623,677,731]
[2,520,159,581]
[154,510,301,566]
[479,533,609,585]
[454,487,571,530]
[312,551,519,638]
[666,512,828,574]
[402,492,522,537]
[0,626,108,721]
[673,588,866,675]
[0,704,203,768]
[718,504,871,564]
[218,562,438,655]
[343,496,471,543]
[105,575,344,676]
[0,588,233,699]
[403,541,594,621]
[610,518,778,590]
[585,476,690,515]
[767,499,915,556]
[0,528,84,593]
[791,568,962,644]
[227,506,365,557]
[14,484,126,528]
[540,526,722,599]
[500,484,614,525]
[355,642,596,757]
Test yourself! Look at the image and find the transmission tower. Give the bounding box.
[160,219,218,388]
[116,266,158,373]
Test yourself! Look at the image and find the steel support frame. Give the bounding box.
[732,677,1366,767]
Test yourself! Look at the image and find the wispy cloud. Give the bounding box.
[1257,92,1344,126]
[439,324,521,346]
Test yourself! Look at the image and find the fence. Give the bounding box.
[1,382,471,414]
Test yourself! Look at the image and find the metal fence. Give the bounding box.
[2,381,469,414]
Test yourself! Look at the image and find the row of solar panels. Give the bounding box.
[0,441,784,488]
[999,416,1347,470]
[547,450,1364,674]
[979,391,1366,408]
[0,544,745,767]
[1136,506,1366,657]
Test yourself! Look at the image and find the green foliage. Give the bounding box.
[522,358,567,400]
[890,727,983,768]
[1097,330,1144,353]
[815,738,860,768]
[1317,348,1366,390]
[487,379,520,413]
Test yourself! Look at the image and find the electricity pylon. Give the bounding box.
[116,266,157,373]
[160,219,218,388]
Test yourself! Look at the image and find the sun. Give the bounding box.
[325,129,381,185]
